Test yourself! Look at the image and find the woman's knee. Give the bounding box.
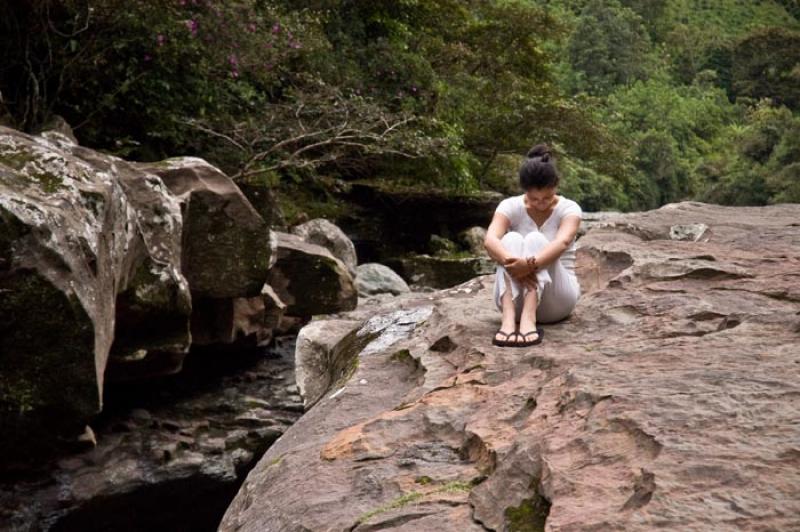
[523,231,549,253]
[500,231,524,252]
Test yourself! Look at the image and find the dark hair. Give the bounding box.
[519,143,559,190]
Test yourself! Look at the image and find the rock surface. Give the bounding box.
[221,202,800,531]
[0,126,191,463]
[291,218,358,278]
[0,127,283,467]
[355,263,411,296]
[294,319,362,409]
[268,232,357,317]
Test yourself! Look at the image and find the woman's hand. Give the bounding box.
[504,257,538,290]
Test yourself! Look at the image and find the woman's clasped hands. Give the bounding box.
[503,256,539,291]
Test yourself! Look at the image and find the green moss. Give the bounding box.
[0,148,66,193]
[437,481,473,493]
[504,496,551,532]
[30,171,65,193]
[356,491,424,525]
[0,148,36,171]
[356,479,478,525]
[436,250,478,260]
[389,350,414,364]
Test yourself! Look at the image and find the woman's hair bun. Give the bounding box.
[519,142,559,189]
[526,143,552,163]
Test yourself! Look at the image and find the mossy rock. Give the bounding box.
[110,251,192,363]
[268,233,356,317]
[387,254,495,289]
[0,268,97,467]
[182,189,270,298]
[504,495,551,532]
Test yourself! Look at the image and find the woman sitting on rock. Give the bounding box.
[483,144,582,347]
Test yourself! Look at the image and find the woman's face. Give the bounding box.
[524,186,558,211]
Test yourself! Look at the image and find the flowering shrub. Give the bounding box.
[1,1,316,156]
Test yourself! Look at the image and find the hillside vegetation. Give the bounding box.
[1,0,798,213]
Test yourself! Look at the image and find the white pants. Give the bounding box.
[493,231,580,324]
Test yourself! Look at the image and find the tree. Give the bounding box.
[699,102,800,206]
[567,0,652,95]
[732,27,800,110]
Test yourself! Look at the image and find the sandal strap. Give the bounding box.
[495,330,516,340]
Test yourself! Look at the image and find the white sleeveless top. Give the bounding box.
[495,194,583,272]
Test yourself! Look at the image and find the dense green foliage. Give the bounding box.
[1,0,798,210]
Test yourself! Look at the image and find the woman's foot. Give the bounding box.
[492,329,519,347]
[517,321,543,347]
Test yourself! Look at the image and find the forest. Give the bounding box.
[2,0,799,216]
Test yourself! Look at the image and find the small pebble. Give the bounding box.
[130,409,152,422]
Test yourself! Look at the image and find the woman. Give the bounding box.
[483,144,582,347]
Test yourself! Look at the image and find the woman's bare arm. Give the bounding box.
[484,213,513,263]
[484,213,535,289]
[530,215,581,268]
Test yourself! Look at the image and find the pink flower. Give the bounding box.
[272,22,281,34]
[144,53,152,62]
[186,19,198,35]
[157,34,165,47]
[248,23,257,32]
[228,54,239,66]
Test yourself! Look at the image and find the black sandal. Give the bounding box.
[492,329,518,347]
[514,327,543,347]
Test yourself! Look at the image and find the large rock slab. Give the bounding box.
[134,158,270,299]
[0,126,190,465]
[268,232,357,317]
[221,202,800,531]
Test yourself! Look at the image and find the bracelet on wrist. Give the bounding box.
[526,256,537,271]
